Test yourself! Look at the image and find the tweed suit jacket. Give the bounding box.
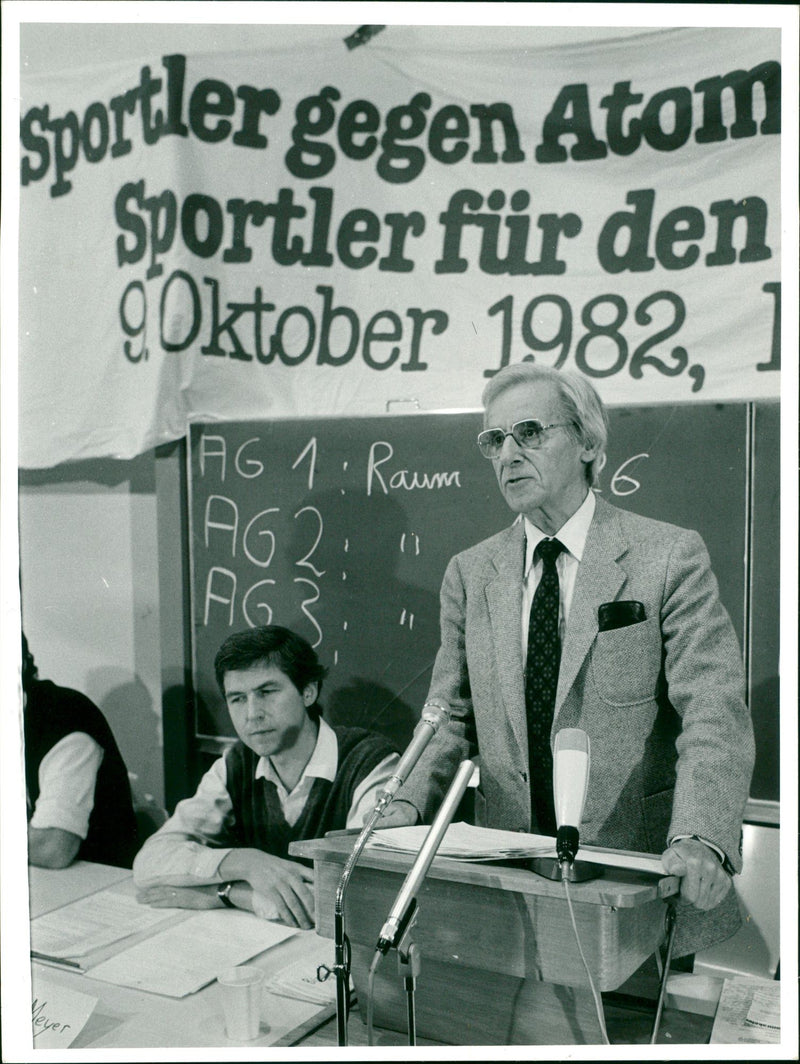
[399,495,755,955]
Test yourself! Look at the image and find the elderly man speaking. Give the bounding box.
[390,362,755,958]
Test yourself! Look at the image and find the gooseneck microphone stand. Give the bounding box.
[332,699,450,1046]
[332,792,393,1046]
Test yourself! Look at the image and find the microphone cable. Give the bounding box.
[562,871,611,1045]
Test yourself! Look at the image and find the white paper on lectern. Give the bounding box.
[368,822,666,874]
[369,821,552,859]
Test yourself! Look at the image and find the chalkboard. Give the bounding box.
[188,413,506,751]
[187,402,778,802]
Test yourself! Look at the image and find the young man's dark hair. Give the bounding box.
[213,625,328,721]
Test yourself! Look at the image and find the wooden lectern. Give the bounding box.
[290,836,679,1045]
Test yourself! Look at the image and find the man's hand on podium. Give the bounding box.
[371,799,419,828]
[661,837,733,910]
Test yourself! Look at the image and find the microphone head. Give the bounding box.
[553,728,591,862]
[556,826,580,865]
[421,700,450,731]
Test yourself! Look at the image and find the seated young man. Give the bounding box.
[23,633,139,870]
[133,625,399,928]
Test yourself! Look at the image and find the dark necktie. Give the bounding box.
[525,537,564,835]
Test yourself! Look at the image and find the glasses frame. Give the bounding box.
[477,419,573,459]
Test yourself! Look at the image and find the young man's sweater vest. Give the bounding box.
[223,725,396,859]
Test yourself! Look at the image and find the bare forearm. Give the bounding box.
[28,825,81,869]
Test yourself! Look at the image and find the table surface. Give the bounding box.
[23,860,715,1053]
[26,862,335,1051]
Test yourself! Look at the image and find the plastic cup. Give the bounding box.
[217,965,265,1041]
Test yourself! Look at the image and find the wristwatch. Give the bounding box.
[217,882,235,909]
[673,834,734,875]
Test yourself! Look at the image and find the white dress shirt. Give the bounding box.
[28,731,104,838]
[521,489,596,660]
[133,717,399,888]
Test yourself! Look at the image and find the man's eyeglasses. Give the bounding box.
[477,419,572,459]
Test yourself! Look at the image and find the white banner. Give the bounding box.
[18,24,782,467]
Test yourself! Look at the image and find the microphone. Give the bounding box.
[553,728,590,865]
[530,727,601,883]
[375,758,475,954]
[331,702,451,1042]
[331,699,450,1045]
[375,700,450,806]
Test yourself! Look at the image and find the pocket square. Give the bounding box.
[598,600,646,631]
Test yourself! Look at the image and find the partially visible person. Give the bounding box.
[133,625,400,929]
[23,633,139,869]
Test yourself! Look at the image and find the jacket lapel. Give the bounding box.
[555,497,628,715]
[485,521,529,758]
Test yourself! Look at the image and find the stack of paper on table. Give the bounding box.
[368,822,667,875]
[265,956,338,1006]
[30,888,177,969]
[29,860,130,919]
[88,909,296,997]
[261,928,341,1006]
[31,890,297,997]
[710,975,781,1044]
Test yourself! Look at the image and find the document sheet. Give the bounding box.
[30,888,175,961]
[368,821,667,874]
[264,933,339,1006]
[710,975,781,1044]
[31,975,98,1049]
[88,909,296,997]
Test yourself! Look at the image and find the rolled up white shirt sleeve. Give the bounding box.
[30,732,104,838]
[132,756,237,888]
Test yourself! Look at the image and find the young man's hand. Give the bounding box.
[220,849,315,928]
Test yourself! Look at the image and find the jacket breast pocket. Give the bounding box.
[589,618,661,706]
